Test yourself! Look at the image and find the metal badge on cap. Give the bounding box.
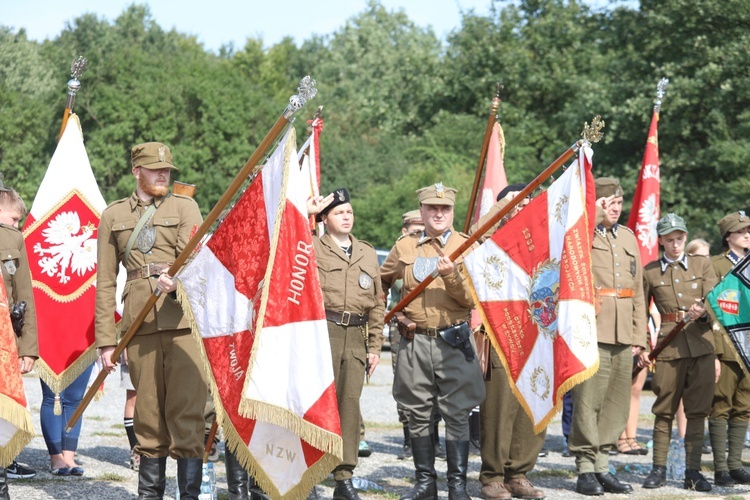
[158,146,166,163]
[435,182,445,198]
[667,213,677,226]
[336,189,346,202]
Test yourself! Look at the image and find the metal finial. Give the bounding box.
[654,78,669,113]
[581,115,605,144]
[284,76,317,118]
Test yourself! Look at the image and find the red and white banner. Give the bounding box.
[473,121,509,221]
[464,146,599,432]
[22,114,104,393]
[626,111,661,266]
[178,128,342,499]
[0,273,33,467]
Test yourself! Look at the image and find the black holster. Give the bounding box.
[10,301,26,337]
[438,322,474,361]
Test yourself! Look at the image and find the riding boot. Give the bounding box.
[138,456,167,500]
[226,446,249,500]
[401,436,437,500]
[446,440,471,500]
[177,458,203,500]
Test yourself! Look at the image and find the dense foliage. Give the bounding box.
[1,0,747,250]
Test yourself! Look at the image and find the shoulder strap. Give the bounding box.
[124,203,157,265]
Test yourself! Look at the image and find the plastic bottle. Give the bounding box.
[207,462,217,499]
[608,464,617,476]
[350,477,384,491]
[199,463,213,500]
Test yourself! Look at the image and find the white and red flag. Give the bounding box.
[473,120,509,221]
[0,273,33,467]
[177,128,342,499]
[22,114,104,394]
[626,110,661,266]
[464,146,599,432]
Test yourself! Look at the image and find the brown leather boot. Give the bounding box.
[505,477,546,499]
[480,481,511,500]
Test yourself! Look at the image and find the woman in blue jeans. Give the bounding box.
[40,363,94,476]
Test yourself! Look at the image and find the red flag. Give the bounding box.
[0,273,33,466]
[473,121,509,221]
[464,147,599,431]
[22,114,105,393]
[178,128,342,498]
[626,111,661,265]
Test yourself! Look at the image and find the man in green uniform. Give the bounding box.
[570,178,648,495]
[708,210,750,486]
[96,142,207,499]
[641,213,718,492]
[307,188,385,500]
[471,184,546,500]
[0,181,39,497]
[381,183,485,500]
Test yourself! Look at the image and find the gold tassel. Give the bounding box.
[53,394,62,415]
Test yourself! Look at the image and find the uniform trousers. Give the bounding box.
[651,354,715,468]
[570,343,631,473]
[128,328,207,459]
[328,322,367,481]
[479,349,545,484]
[393,333,485,441]
[712,360,750,421]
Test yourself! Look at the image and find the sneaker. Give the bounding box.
[129,447,140,471]
[358,440,372,458]
[7,460,36,479]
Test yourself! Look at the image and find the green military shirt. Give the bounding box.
[0,223,38,358]
[592,224,648,348]
[643,253,718,360]
[314,233,385,355]
[95,192,202,347]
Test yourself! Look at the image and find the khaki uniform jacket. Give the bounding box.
[709,252,739,361]
[95,193,202,347]
[381,229,474,328]
[314,233,385,355]
[592,225,648,348]
[643,254,718,360]
[0,224,39,357]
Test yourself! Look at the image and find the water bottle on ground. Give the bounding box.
[199,463,213,500]
[207,462,217,498]
[351,477,384,491]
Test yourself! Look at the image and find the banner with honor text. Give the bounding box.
[178,128,342,499]
[464,146,599,432]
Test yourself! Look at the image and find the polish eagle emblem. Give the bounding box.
[33,211,97,284]
[635,193,659,250]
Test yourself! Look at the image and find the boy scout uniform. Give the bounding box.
[643,214,718,482]
[381,183,484,500]
[0,222,38,359]
[313,211,384,483]
[708,211,750,484]
[570,178,647,495]
[95,143,206,497]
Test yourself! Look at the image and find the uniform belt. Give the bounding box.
[126,262,172,281]
[598,288,635,298]
[325,309,368,327]
[661,311,686,323]
[414,322,468,339]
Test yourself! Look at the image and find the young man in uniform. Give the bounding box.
[708,210,750,486]
[0,181,39,497]
[570,178,648,495]
[307,188,385,500]
[381,183,485,500]
[471,184,546,500]
[96,142,207,499]
[640,213,718,492]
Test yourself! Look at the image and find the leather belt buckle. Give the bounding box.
[141,263,152,278]
[425,327,439,339]
[675,310,685,322]
[339,311,351,327]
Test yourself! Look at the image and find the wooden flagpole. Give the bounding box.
[66,76,318,431]
[58,56,87,140]
[462,82,502,233]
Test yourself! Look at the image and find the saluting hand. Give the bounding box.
[306,193,335,216]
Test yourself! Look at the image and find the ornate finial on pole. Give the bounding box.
[654,77,669,113]
[581,115,605,144]
[491,82,503,116]
[284,76,317,119]
[65,56,87,109]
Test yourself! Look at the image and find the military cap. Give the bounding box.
[402,210,423,225]
[131,142,178,170]
[656,213,688,235]
[496,183,528,202]
[718,211,750,238]
[317,187,351,222]
[0,173,10,192]
[417,182,457,206]
[595,177,622,199]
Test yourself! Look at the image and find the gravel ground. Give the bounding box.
[7,349,750,499]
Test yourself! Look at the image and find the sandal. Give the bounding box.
[618,437,647,455]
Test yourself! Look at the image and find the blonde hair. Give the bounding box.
[0,188,27,216]
[686,238,710,257]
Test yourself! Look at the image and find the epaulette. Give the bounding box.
[619,225,634,235]
[109,197,130,207]
[358,239,375,250]
[171,192,194,201]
